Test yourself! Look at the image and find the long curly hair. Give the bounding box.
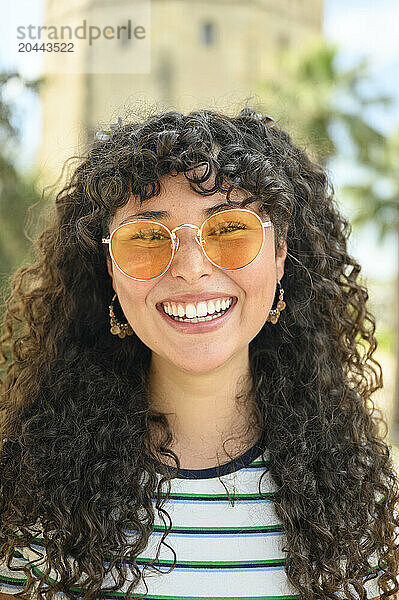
[0,105,398,600]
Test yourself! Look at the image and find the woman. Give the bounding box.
[0,106,397,599]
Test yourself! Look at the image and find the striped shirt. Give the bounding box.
[0,435,384,599]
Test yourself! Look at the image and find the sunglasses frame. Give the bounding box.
[102,207,273,281]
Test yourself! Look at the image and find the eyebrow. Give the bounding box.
[115,201,246,228]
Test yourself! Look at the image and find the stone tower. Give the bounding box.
[37,0,323,186]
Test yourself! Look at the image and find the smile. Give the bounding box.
[156,297,238,334]
[161,297,234,322]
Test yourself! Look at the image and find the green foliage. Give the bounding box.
[376,327,396,355]
[255,39,392,167]
[0,72,43,300]
[255,38,398,243]
[342,128,399,242]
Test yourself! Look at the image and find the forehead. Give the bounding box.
[111,172,261,228]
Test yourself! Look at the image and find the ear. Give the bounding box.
[106,256,116,292]
[106,255,113,278]
[275,223,288,283]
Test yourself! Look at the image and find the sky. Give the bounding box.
[1,0,398,281]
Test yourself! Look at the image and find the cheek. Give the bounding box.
[111,274,152,328]
[234,254,277,316]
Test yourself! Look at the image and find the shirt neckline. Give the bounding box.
[152,432,267,479]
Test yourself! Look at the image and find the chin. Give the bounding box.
[167,352,234,374]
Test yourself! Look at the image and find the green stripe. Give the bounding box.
[0,574,27,584]
[151,492,276,500]
[0,550,28,585]
[23,523,285,552]
[150,524,285,533]
[136,558,285,567]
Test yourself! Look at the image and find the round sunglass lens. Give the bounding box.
[201,210,264,269]
[111,221,173,280]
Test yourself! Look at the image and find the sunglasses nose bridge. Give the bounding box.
[171,223,203,253]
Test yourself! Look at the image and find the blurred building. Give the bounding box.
[36,0,323,187]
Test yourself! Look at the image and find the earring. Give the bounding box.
[109,293,134,338]
[266,280,286,324]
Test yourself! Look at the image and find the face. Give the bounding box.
[106,171,287,374]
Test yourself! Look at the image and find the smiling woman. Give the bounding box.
[0,106,398,599]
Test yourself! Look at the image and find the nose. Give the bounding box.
[169,226,213,281]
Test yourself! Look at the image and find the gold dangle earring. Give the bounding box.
[109,293,134,338]
[266,280,286,324]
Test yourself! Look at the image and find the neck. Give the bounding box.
[146,346,261,466]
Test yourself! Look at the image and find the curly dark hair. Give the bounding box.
[0,104,398,600]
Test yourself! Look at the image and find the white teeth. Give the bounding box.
[207,300,216,315]
[185,304,196,319]
[196,302,208,317]
[161,297,233,318]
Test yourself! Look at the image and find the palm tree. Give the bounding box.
[253,39,399,431]
[255,40,392,165]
